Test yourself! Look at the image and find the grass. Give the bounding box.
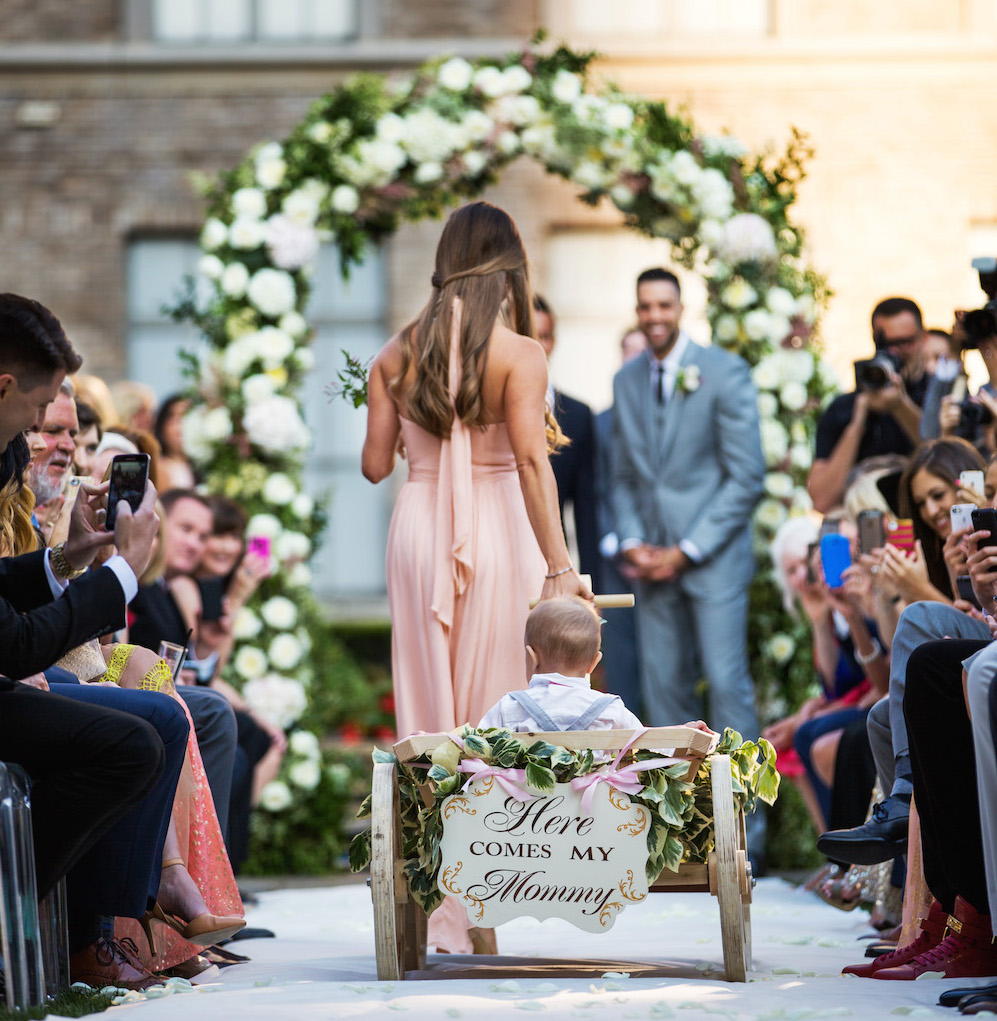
[0,987,113,1020]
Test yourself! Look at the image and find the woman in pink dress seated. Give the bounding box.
[362,201,591,953]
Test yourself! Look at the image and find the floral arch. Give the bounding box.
[177,39,835,864]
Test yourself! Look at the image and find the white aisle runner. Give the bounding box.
[118,877,983,1020]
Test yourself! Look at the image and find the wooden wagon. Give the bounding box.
[368,725,754,982]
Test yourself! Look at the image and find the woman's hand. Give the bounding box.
[761,715,798,752]
[228,549,271,609]
[939,395,962,437]
[966,530,997,605]
[539,568,593,604]
[878,541,936,602]
[942,525,971,578]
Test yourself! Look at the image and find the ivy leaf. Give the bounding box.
[525,762,556,793]
[427,763,452,783]
[349,829,372,872]
[372,748,396,765]
[356,793,372,820]
[526,740,557,759]
[661,834,685,873]
[463,733,491,758]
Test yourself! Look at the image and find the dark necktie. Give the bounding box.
[655,364,665,405]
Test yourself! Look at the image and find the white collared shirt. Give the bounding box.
[648,331,691,403]
[478,672,643,732]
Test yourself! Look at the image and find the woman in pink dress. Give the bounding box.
[363,201,591,953]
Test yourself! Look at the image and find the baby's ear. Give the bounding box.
[525,644,539,675]
[587,650,603,675]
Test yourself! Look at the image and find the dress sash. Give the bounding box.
[430,297,474,629]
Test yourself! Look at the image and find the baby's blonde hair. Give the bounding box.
[525,596,601,675]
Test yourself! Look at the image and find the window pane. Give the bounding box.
[153,0,202,40]
[206,0,252,41]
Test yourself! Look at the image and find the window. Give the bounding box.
[151,0,357,43]
[126,237,390,601]
[552,0,769,40]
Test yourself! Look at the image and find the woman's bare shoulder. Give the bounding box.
[373,332,405,375]
[489,322,545,369]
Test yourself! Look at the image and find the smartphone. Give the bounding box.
[819,517,841,539]
[820,533,851,589]
[956,574,983,610]
[198,577,225,622]
[886,518,915,553]
[247,535,271,559]
[857,509,886,555]
[959,470,985,495]
[972,507,997,548]
[951,503,977,534]
[104,453,151,531]
[805,541,820,585]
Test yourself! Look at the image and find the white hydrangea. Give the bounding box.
[757,392,779,419]
[200,217,229,251]
[308,121,333,144]
[756,497,789,532]
[289,758,321,790]
[232,187,268,220]
[702,134,748,159]
[291,492,314,519]
[252,326,294,369]
[269,633,304,671]
[223,335,259,377]
[279,311,309,339]
[247,514,282,540]
[520,123,556,157]
[280,188,321,227]
[402,107,462,164]
[721,278,757,311]
[501,64,532,94]
[495,130,520,155]
[261,595,297,630]
[438,56,473,91]
[778,348,815,386]
[571,94,606,125]
[341,138,406,188]
[244,395,309,454]
[414,161,444,184]
[197,254,224,280]
[692,168,735,220]
[462,150,488,177]
[473,65,506,98]
[259,779,293,812]
[287,562,312,588]
[713,314,740,344]
[490,94,540,128]
[330,184,360,214]
[228,217,268,251]
[247,268,297,318]
[220,262,250,298]
[752,358,780,391]
[200,406,232,442]
[699,219,725,251]
[180,408,213,463]
[255,142,287,189]
[275,530,311,561]
[780,381,809,411]
[375,112,405,142]
[603,102,634,132]
[232,607,263,640]
[743,309,777,342]
[667,150,701,188]
[242,372,277,405]
[760,418,789,465]
[233,645,268,681]
[243,673,307,729]
[714,213,777,264]
[764,472,794,499]
[266,215,319,270]
[262,472,296,506]
[551,70,582,104]
[460,109,494,143]
[289,729,321,759]
[766,287,798,318]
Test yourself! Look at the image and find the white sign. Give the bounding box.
[437,779,651,932]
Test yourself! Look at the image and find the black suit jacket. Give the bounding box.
[0,550,127,679]
[550,389,599,582]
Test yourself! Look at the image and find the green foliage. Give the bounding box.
[0,988,114,1020]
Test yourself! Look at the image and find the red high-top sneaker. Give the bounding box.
[842,900,949,978]
[874,896,997,981]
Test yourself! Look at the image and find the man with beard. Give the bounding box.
[28,380,79,541]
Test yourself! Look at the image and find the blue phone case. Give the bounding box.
[820,533,851,588]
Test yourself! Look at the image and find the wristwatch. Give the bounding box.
[50,542,87,580]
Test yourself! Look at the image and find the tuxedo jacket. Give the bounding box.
[610,338,765,597]
[0,550,127,679]
[550,389,599,581]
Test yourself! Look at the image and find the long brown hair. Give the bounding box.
[0,479,39,557]
[899,437,984,598]
[392,201,559,443]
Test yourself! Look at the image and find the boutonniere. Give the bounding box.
[676,365,701,393]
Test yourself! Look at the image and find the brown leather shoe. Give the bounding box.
[70,936,161,990]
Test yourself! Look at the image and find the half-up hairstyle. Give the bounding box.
[392,201,541,440]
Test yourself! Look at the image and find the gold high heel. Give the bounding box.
[141,857,246,955]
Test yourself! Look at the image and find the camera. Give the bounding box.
[960,257,997,350]
[956,397,994,438]
[854,352,901,391]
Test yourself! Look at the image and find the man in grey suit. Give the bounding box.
[611,267,765,745]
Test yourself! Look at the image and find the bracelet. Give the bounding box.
[854,638,884,666]
[545,565,574,579]
[50,542,86,580]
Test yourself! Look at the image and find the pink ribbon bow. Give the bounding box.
[460,758,534,802]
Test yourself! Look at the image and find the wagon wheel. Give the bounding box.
[708,753,749,982]
[370,761,408,980]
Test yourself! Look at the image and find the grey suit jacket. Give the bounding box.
[610,336,765,596]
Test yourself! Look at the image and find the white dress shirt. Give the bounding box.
[478,672,643,732]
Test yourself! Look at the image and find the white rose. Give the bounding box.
[756,392,778,419]
[290,729,321,758]
[330,184,360,214]
[571,94,606,125]
[261,595,298,630]
[668,150,701,187]
[242,372,277,405]
[495,130,520,155]
[234,645,268,681]
[780,381,808,412]
[269,633,304,671]
[766,287,798,318]
[291,492,314,519]
[244,673,307,729]
[266,215,319,271]
[254,326,295,369]
[501,64,532,94]
[414,161,444,185]
[490,94,539,128]
[375,112,405,143]
[288,562,312,588]
[462,150,488,177]
[232,187,268,220]
[722,278,758,311]
[755,498,789,532]
[308,121,333,144]
[293,347,315,371]
[233,607,263,640]
[244,395,310,453]
[766,633,796,665]
[713,314,740,344]
[255,142,287,189]
[200,217,229,251]
[715,213,777,264]
[551,70,582,104]
[222,268,248,304]
[262,472,297,505]
[790,443,813,471]
[279,311,309,338]
[743,309,775,342]
[228,217,267,251]
[779,349,815,386]
[438,56,473,91]
[259,779,293,812]
[402,108,461,164]
[681,365,701,391]
[764,472,794,499]
[760,419,789,465]
[247,268,297,318]
[473,65,506,98]
[459,109,493,144]
[603,102,634,131]
[179,408,212,463]
[289,758,321,791]
[275,530,311,561]
[247,514,282,539]
[197,254,224,281]
[201,406,232,442]
[281,188,321,226]
[520,123,556,157]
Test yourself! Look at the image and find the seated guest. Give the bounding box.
[154,394,196,489]
[73,398,102,478]
[27,379,79,543]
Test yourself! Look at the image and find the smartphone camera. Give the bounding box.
[105,453,151,531]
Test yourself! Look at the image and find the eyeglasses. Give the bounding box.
[879,334,921,349]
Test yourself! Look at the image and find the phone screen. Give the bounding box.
[105,454,150,530]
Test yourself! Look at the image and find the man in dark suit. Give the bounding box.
[533,296,599,584]
[0,292,184,988]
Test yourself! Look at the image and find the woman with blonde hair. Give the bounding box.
[363,201,591,953]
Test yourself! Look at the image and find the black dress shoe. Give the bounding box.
[816,797,909,865]
[959,993,997,1015]
[939,981,997,1008]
